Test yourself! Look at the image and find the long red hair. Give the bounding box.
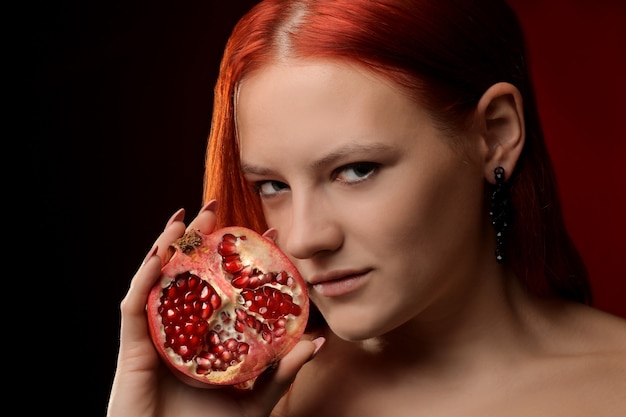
[203,0,591,304]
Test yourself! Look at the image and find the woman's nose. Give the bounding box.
[282,195,343,260]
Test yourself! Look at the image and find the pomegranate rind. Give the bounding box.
[147,226,309,388]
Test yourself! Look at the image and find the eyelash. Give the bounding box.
[333,162,379,184]
[252,180,288,199]
[252,162,380,199]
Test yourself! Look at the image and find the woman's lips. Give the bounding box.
[308,270,370,297]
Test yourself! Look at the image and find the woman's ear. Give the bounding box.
[476,82,525,183]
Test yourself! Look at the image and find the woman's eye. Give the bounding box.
[335,162,379,184]
[255,180,289,198]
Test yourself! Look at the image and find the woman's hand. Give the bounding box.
[106,201,323,417]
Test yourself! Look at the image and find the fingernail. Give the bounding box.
[165,208,185,228]
[263,228,278,242]
[311,336,326,358]
[199,199,218,214]
[141,245,159,266]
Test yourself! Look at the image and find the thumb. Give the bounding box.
[245,337,325,413]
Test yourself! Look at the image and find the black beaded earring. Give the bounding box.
[489,166,512,263]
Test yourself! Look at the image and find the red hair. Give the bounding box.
[203,0,591,304]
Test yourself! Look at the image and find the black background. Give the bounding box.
[31,1,260,415]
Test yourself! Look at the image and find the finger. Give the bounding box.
[270,337,325,387]
[246,337,325,412]
[153,208,187,263]
[119,208,186,339]
[119,247,162,343]
[262,228,278,243]
[164,207,186,229]
[186,199,218,234]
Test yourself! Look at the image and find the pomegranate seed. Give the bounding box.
[165,286,177,298]
[267,297,279,312]
[217,235,238,256]
[165,309,176,320]
[279,302,291,315]
[221,351,233,362]
[232,275,250,288]
[275,271,288,284]
[188,335,201,349]
[241,289,254,301]
[208,331,221,346]
[212,344,226,355]
[235,320,246,332]
[238,265,253,277]
[214,359,225,370]
[175,277,187,290]
[290,304,302,315]
[188,275,200,290]
[223,258,244,274]
[210,293,221,310]
[197,322,209,334]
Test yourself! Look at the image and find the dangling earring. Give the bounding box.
[489,166,512,263]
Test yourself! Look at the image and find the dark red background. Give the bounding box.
[31,1,624,415]
[510,0,626,318]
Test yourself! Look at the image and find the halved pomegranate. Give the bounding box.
[147,226,309,388]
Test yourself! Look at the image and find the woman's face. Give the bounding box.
[236,60,489,341]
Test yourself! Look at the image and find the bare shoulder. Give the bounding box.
[576,305,626,372]
[467,301,626,416]
[538,303,626,414]
[563,303,626,353]
[539,301,626,369]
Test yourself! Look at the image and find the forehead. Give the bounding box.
[236,60,405,118]
[235,59,432,153]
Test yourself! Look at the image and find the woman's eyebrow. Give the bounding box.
[309,142,393,170]
[240,163,276,177]
[241,141,393,176]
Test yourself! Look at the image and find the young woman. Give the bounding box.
[107,0,626,416]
